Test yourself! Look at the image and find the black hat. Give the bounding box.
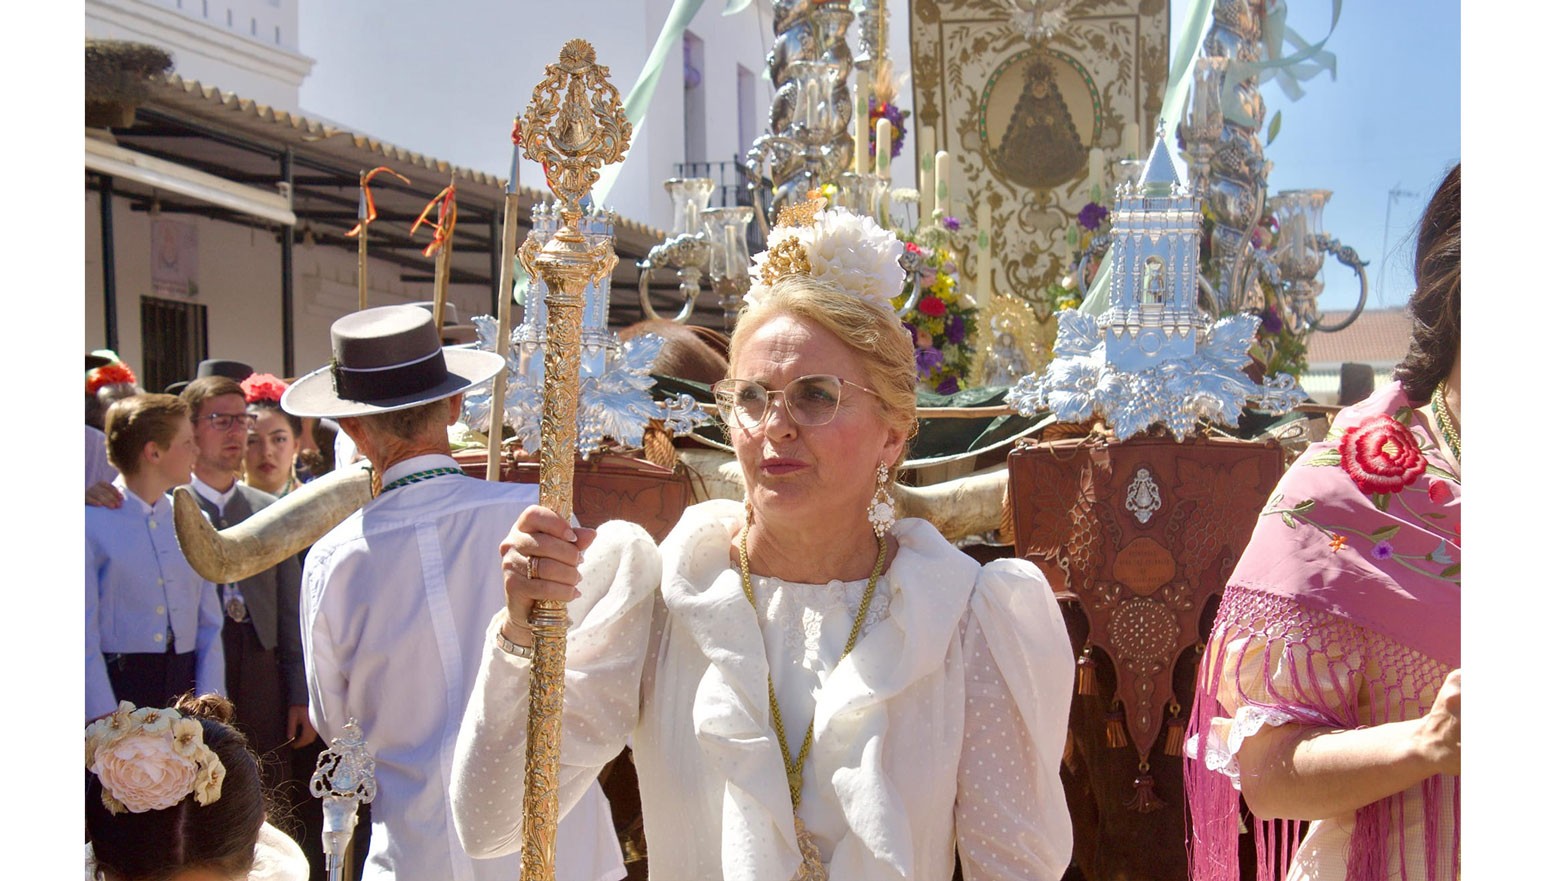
[281,305,503,418]
[166,359,255,395]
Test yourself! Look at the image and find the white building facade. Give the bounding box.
[86,0,919,382]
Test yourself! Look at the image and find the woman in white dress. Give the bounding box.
[450,208,1074,880]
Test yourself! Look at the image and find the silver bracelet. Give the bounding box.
[493,613,534,659]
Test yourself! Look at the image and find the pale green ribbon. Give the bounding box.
[1221,0,1342,126]
[589,0,753,209]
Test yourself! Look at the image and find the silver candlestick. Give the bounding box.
[1178,0,1367,338]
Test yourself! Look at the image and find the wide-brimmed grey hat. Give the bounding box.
[281,304,504,418]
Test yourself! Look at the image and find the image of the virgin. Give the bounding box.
[982,51,1100,191]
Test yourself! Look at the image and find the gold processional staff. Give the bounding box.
[501,39,631,881]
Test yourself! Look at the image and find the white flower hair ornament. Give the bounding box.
[746,201,907,312]
[85,701,226,815]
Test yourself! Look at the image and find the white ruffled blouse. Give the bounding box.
[451,500,1074,880]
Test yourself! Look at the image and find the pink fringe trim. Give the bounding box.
[1185,587,1458,881]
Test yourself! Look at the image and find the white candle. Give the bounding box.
[875,119,892,177]
[1122,123,1141,161]
[918,126,936,221]
[976,200,993,304]
[934,150,950,217]
[805,86,820,132]
[855,71,870,174]
[1087,147,1107,201]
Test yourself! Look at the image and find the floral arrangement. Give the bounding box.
[87,362,137,395]
[748,205,906,313]
[894,227,977,395]
[869,98,908,160]
[867,60,909,161]
[241,372,288,405]
[1040,199,1111,314]
[85,701,226,814]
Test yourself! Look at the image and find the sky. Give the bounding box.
[1198,0,1461,311]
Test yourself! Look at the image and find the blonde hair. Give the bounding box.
[729,276,918,465]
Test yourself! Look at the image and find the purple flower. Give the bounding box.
[902,320,918,343]
[945,313,967,345]
[942,216,961,232]
[1259,306,1283,335]
[915,346,944,378]
[1078,202,1109,231]
[1371,540,1395,561]
[935,376,960,395]
[868,99,908,159]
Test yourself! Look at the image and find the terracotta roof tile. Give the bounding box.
[1305,308,1413,367]
[148,74,666,241]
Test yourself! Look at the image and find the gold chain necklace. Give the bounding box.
[1432,379,1460,464]
[737,523,884,881]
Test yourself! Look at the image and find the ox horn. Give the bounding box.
[173,464,373,583]
[676,449,1010,542]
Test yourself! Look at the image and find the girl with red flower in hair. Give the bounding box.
[242,374,303,498]
[1186,165,1461,881]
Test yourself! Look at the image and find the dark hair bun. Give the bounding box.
[174,692,237,725]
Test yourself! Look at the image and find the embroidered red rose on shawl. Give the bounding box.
[1338,414,1425,495]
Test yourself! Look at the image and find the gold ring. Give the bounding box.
[527,556,539,581]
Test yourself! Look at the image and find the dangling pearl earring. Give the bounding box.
[867,462,896,538]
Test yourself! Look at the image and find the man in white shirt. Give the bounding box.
[284,305,624,881]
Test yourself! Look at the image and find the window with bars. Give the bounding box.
[140,297,208,394]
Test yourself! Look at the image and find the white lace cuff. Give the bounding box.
[1185,705,1296,790]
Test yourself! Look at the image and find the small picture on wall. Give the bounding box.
[151,218,199,299]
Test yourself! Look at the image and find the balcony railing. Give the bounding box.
[672,160,756,211]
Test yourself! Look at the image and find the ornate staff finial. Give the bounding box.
[310,718,376,881]
[517,39,630,228]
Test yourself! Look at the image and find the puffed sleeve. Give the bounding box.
[954,558,1075,881]
[1194,617,1357,788]
[450,519,661,858]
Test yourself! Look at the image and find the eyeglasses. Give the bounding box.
[712,374,880,429]
[199,412,259,432]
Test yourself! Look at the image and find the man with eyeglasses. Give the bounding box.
[179,375,315,803]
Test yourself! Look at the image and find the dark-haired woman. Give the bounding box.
[242,374,303,498]
[1186,164,1461,881]
[86,694,308,881]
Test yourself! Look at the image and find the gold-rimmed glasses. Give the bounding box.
[712,374,881,429]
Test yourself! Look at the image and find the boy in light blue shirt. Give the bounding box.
[86,394,224,722]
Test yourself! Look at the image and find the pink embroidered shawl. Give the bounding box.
[1185,382,1460,881]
